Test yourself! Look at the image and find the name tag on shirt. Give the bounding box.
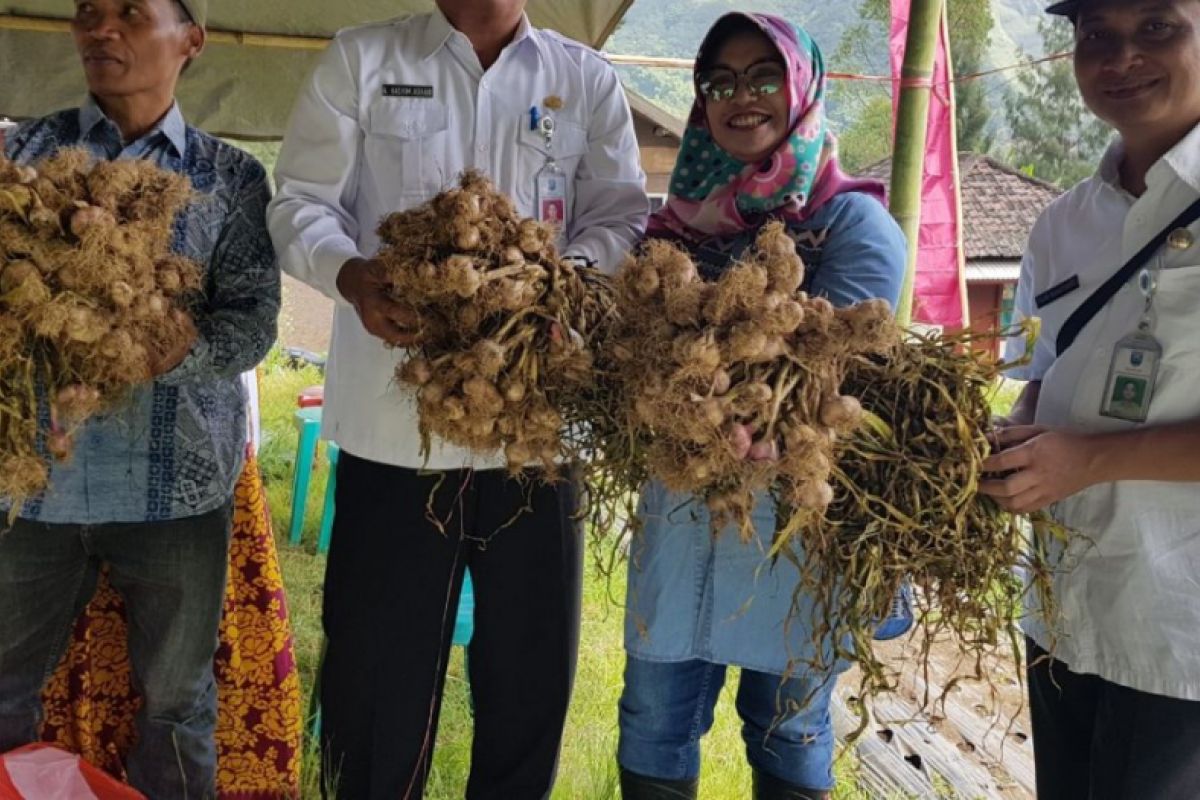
[383,84,434,99]
[1035,275,1080,309]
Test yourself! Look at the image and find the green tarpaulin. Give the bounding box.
[0,0,636,137]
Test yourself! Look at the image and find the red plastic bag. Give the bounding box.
[0,744,145,800]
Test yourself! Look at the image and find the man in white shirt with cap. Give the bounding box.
[268,1,647,797]
[984,0,1200,796]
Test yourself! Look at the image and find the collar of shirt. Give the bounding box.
[420,7,541,72]
[78,94,188,160]
[1096,119,1200,197]
[1161,118,1200,195]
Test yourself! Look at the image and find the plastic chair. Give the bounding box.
[453,571,475,647]
[287,407,323,546]
[316,443,339,555]
[297,385,324,408]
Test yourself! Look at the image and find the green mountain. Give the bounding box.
[989,0,1051,65]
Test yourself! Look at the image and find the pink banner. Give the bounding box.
[889,0,967,328]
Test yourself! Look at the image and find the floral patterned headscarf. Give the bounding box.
[649,13,885,242]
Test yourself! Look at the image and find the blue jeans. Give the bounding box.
[0,505,231,800]
[618,656,837,789]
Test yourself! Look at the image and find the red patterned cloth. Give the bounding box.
[39,453,302,799]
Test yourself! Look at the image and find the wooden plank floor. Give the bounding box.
[834,637,1034,799]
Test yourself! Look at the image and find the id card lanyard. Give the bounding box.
[1099,256,1164,422]
[533,113,566,226]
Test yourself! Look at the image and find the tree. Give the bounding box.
[942,0,995,152]
[1004,19,1112,187]
[953,50,993,154]
[838,95,894,173]
[831,0,996,169]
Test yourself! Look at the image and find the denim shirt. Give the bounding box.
[624,192,906,676]
[4,98,280,523]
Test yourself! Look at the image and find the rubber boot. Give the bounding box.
[751,767,830,800]
[619,767,698,799]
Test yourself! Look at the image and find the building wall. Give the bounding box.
[633,113,680,197]
[966,282,1016,359]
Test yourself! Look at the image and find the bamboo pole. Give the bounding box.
[889,0,947,327]
[609,54,695,69]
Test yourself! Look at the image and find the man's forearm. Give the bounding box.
[1087,419,1200,484]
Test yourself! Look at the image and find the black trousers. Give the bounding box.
[1027,639,1200,800]
[320,452,583,800]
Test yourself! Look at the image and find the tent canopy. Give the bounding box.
[0,0,636,138]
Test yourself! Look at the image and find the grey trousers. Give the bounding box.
[0,505,232,800]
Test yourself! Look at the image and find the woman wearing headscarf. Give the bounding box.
[617,13,907,800]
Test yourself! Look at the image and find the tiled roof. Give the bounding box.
[860,153,1064,261]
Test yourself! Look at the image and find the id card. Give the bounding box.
[1099,332,1161,422]
[535,161,566,225]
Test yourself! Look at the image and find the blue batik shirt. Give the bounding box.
[3,98,280,523]
[625,192,906,676]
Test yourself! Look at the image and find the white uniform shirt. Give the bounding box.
[1009,122,1200,700]
[268,11,648,470]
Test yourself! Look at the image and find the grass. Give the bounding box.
[988,376,1024,419]
[261,353,1026,798]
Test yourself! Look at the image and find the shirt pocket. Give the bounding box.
[1051,482,1117,543]
[1155,262,1200,306]
[1132,506,1200,623]
[513,118,589,215]
[1143,264,1200,423]
[364,97,450,203]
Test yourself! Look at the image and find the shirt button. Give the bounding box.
[478,144,488,153]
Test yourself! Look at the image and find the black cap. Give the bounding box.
[1046,0,1080,16]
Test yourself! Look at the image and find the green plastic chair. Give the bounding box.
[317,443,339,554]
[287,407,323,546]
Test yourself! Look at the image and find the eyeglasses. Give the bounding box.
[698,60,787,103]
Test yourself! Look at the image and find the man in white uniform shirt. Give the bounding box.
[268,2,647,797]
[983,0,1200,796]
